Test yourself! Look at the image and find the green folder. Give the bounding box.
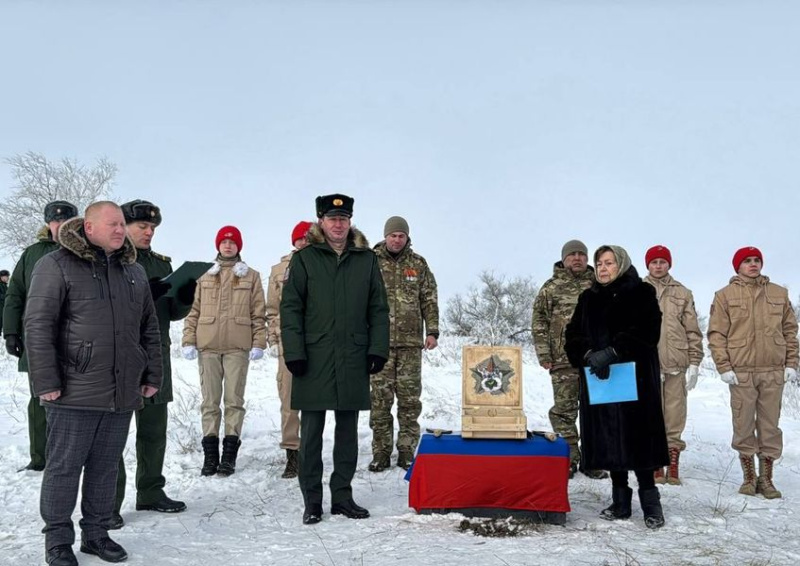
[162,261,213,298]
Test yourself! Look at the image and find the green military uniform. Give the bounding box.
[114,248,193,510]
[370,240,438,462]
[2,226,60,469]
[532,261,595,468]
[0,279,7,334]
[281,222,389,511]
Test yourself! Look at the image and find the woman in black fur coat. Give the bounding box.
[565,245,669,529]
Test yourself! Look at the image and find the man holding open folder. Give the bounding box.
[110,199,198,527]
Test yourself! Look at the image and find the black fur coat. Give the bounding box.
[565,266,669,472]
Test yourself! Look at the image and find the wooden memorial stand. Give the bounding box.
[461,346,527,439]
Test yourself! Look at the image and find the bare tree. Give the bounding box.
[444,271,538,345]
[0,152,116,259]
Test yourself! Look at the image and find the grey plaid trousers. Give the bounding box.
[40,406,132,550]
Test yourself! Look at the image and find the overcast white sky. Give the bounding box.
[2,1,799,316]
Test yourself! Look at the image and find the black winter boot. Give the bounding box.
[600,486,633,521]
[638,487,665,529]
[201,436,220,476]
[218,435,241,476]
[282,449,299,479]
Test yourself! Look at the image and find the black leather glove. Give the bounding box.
[5,334,22,358]
[149,278,172,301]
[368,355,387,375]
[286,359,308,377]
[586,346,617,380]
[176,280,197,304]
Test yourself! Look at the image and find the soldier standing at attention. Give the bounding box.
[643,245,703,485]
[532,239,608,480]
[708,247,799,499]
[266,220,312,479]
[3,200,78,472]
[368,216,439,472]
[281,194,389,525]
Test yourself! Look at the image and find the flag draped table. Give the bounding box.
[406,433,571,524]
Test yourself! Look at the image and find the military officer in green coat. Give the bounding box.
[110,200,196,527]
[281,194,390,525]
[3,200,78,472]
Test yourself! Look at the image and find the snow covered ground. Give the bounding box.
[1,335,799,565]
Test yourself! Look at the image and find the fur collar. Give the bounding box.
[36,225,53,242]
[208,260,249,277]
[58,217,137,265]
[305,223,369,249]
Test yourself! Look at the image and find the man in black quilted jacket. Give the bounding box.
[24,201,162,566]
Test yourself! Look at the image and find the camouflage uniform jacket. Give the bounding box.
[643,274,704,374]
[266,251,292,352]
[532,262,595,370]
[2,226,60,372]
[374,241,439,349]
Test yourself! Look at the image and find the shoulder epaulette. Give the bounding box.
[150,250,172,263]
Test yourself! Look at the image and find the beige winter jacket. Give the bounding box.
[266,251,292,351]
[707,275,799,374]
[644,274,704,374]
[183,258,267,353]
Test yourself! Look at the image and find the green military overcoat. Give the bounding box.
[280,225,389,411]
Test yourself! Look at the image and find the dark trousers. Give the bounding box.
[610,469,656,490]
[298,410,358,507]
[28,392,47,467]
[41,407,132,550]
[114,403,168,510]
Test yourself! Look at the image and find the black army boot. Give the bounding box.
[282,449,299,479]
[638,487,665,529]
[217,435,241,476]
[201,436,220,476]
[600,486,632,521]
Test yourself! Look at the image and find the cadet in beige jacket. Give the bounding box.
[708,247,799,499]
[643,246,704,486]
[266,220,311,479]
[182,226,267,477]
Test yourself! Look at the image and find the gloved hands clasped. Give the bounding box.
[585,346,618,380]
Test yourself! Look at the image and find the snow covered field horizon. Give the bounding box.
[1,335,799,565]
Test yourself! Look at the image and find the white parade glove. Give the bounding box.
[784,367,798,385]
[268,344,279,357]
[182,345,198,360]
[660,373,665,383]
[686,365,699,391]
[249,347,265,361]
[720,370,738,385]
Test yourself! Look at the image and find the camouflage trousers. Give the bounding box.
[549,367,580,466]
[369,347,422,458]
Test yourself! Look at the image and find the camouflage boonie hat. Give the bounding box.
[316,194,354,218]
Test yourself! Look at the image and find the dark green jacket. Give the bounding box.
[280,225,389,411]
[136,248,194,404]
[0,281,7,334]
[2,227,60,372]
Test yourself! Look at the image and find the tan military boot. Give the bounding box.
[666,447,681,486]
[756,456,782,499]
[654,467,666,485]
[738,455,757,496]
